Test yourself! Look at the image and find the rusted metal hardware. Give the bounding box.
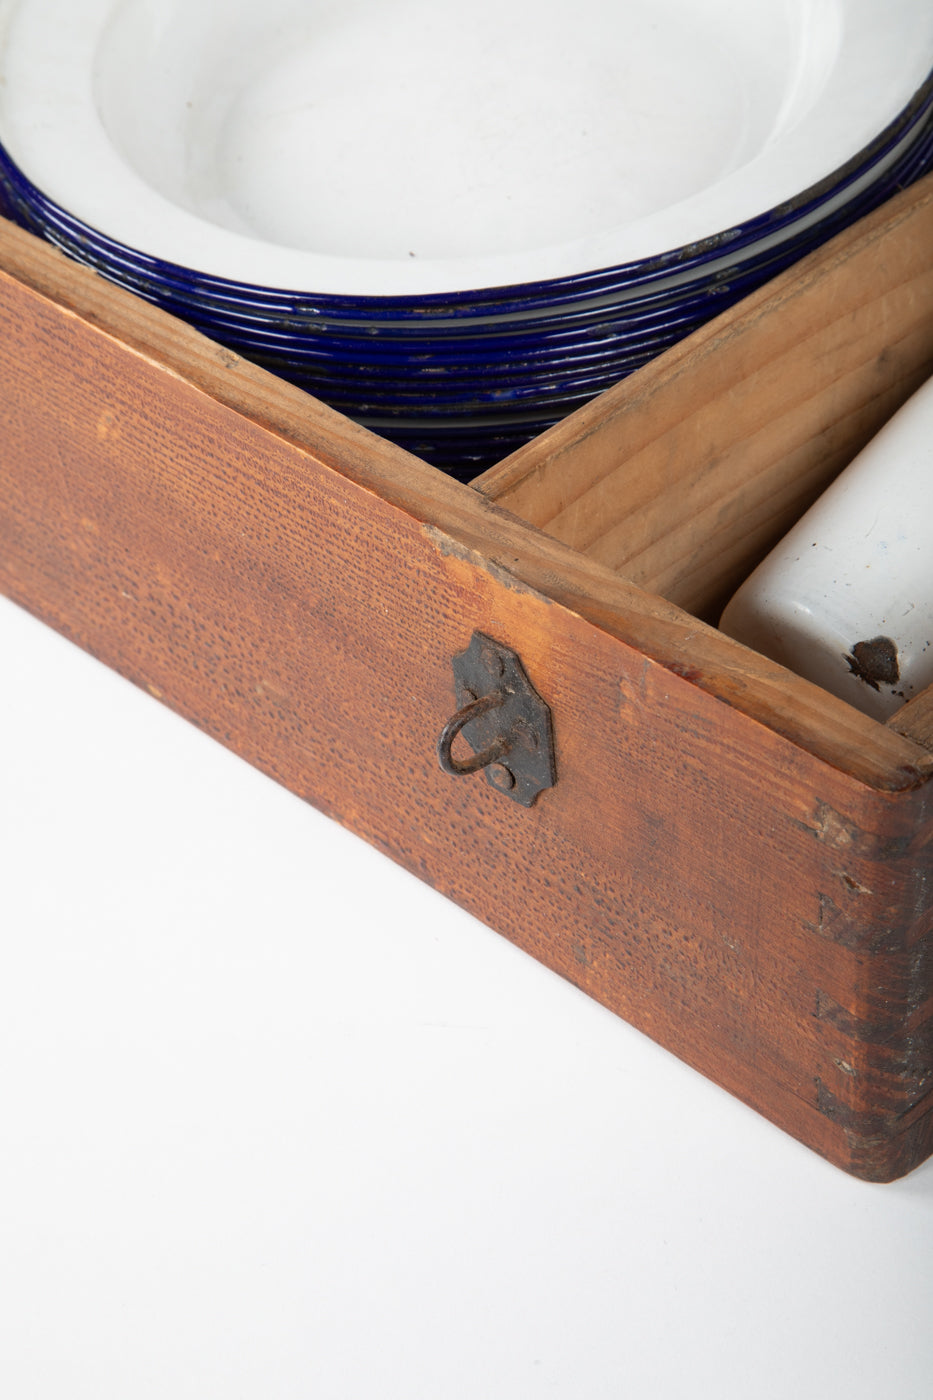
[437,632,556,806]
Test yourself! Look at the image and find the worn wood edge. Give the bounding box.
[888,685,933,750]
[633,1023,933,1184]
[472,174,933,507]
[828,1085,933,1184]
[1,213,931,795]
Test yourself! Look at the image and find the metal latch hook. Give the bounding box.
[436,632,556,807]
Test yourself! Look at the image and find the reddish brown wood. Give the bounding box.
[1,215,931,1180]
[0,213,928,794]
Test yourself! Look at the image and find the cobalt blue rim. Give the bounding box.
[5,136,927,472]
[0,63,931,320]
[5,157,918,417]
[4,124,931,373]
[3,66,932,478]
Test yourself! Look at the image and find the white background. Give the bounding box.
[1,592,931,1399]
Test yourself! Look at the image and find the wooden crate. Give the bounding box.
[2,176,932,1181]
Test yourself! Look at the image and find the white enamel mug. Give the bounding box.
[719,372,933,720]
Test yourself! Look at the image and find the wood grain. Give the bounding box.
[889,686,933,751]
[475,174,933,622]
[1,215,931,1179]
[0,213,929,795]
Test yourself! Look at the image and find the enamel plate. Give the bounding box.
[1,0,932,295]
[719,374,933,721]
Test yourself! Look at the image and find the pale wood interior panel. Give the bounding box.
[473,176,933,622]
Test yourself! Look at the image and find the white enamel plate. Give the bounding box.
[0,0,931,294]
[719,374,933,721]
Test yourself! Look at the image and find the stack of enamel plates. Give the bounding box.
[2,0,933,482]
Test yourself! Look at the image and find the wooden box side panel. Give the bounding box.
[1,267,931,1179]
[1,212,930,795]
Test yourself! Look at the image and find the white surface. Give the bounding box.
[1,0,932,292]
[720,373,933,720]
[2,591,932,1399]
